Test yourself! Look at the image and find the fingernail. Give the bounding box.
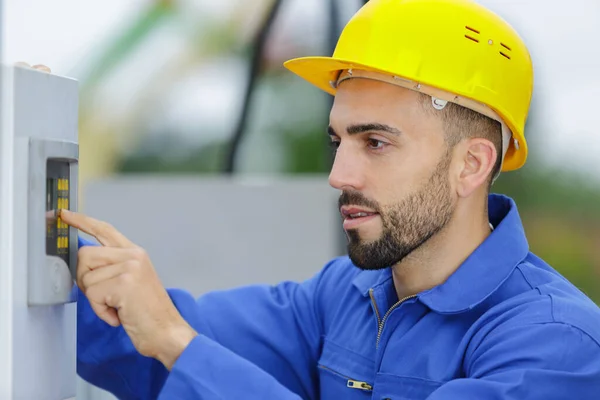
[32,64,51,73]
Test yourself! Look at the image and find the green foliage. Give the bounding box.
[117,139,226,174]
[278,127,332,174]
[494,167,600,219]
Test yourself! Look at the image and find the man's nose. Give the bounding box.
[328,146,364,191]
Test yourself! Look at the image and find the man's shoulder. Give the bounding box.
[519,253,600,319]
[484,252,600,345]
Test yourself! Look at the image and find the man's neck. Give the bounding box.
[391,201,491,300]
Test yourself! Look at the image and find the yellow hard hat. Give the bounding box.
[283,0,534,171]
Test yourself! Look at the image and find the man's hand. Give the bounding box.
[60,209,198,370]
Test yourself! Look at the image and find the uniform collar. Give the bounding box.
[352,194,529,313]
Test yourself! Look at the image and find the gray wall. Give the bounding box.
[77,176,344,399]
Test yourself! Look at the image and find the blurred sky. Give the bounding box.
[3,0,600,181]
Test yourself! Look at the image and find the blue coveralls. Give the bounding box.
[76,194,600,399]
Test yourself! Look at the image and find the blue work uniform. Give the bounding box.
[76,194,600,399]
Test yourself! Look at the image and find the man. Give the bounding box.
[56,0,600,398]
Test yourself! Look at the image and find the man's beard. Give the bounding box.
[339,153,455,270]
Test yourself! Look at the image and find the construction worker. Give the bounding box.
[53,0,600,398]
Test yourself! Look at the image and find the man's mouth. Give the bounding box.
[340,206,379,229]
[341,206,377,218]
[343,210,377,219]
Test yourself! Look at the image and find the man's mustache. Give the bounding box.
[338,191,380,212]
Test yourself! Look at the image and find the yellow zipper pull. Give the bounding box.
[347,379,373,391]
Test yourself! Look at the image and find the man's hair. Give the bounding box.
[419,93,502,188]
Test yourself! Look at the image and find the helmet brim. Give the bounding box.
[283,56,391,96]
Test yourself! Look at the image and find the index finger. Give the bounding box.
[59,209,135,248]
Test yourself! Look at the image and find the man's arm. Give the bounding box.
[426,322,600,400]
[159,281,326,398]
[76,236,330,399]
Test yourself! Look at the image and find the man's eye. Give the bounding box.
[329,139,341,151]
[367,138,387,150]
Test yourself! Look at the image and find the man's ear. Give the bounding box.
[455,138,496,197]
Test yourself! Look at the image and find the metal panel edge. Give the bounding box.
[0,60,16,399]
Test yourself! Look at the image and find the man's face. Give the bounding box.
[328,78,457,270]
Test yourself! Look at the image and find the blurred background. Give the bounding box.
[5,0,600,299]
[4,0,600,397]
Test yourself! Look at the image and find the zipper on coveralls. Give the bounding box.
[318,365,373,391]
[369,288,417,348]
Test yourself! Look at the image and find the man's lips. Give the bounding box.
[340,205,378,219]
[340,206,379,229]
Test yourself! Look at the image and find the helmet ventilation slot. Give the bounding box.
[465,26,480,43]
[500,42,511,59]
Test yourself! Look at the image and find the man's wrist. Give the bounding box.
[155,322,198,370]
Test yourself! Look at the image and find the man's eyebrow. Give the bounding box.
[327,123,401,137]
